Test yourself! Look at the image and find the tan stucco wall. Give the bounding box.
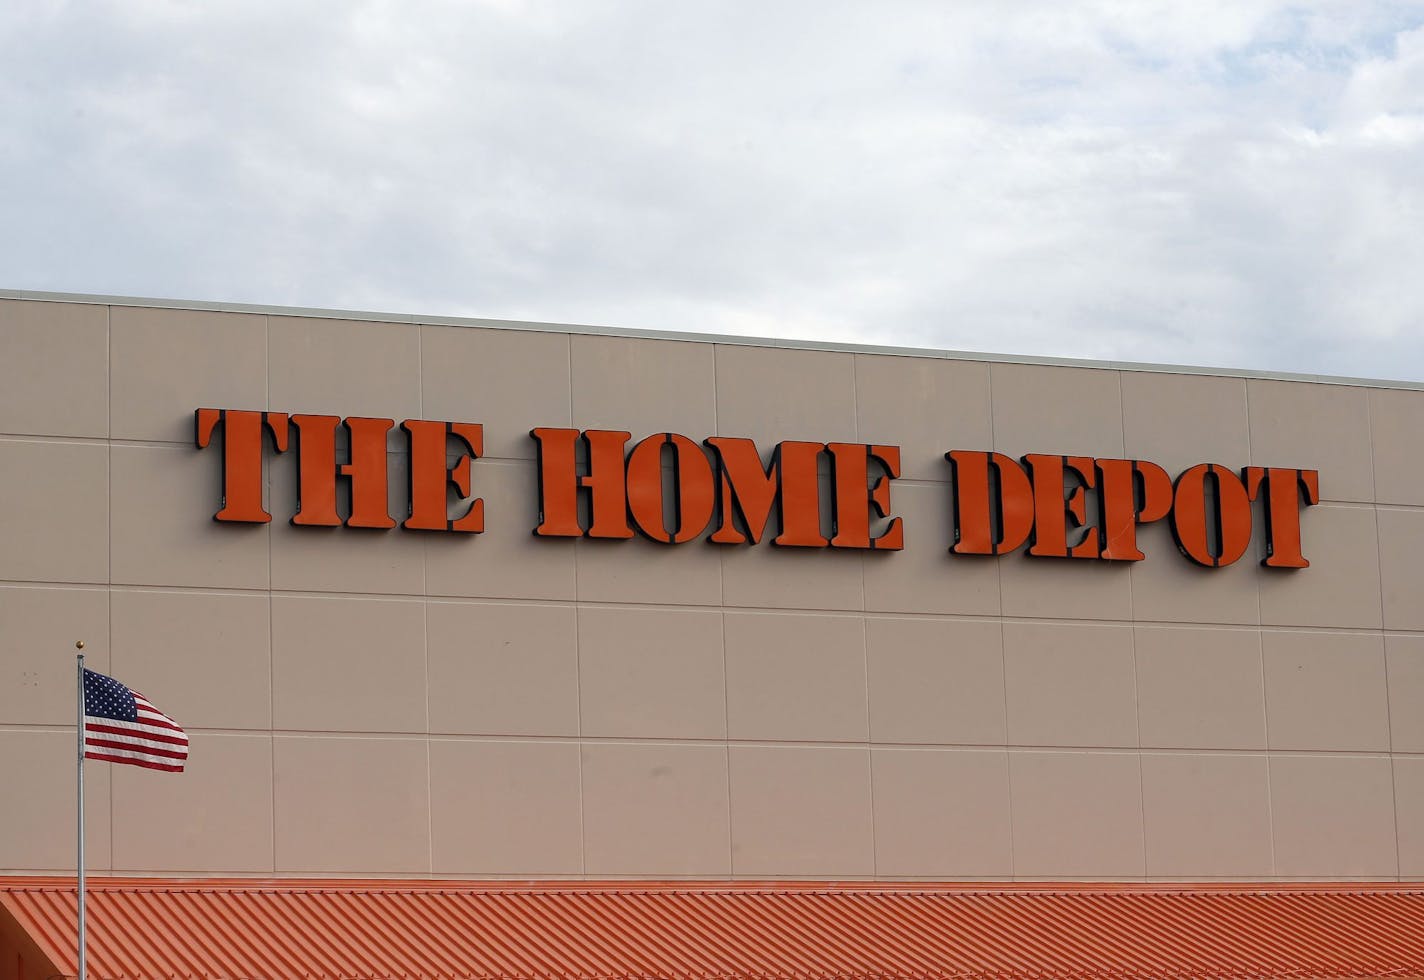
[2,295,1422,881]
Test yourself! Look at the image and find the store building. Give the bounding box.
[2,289,1423,978]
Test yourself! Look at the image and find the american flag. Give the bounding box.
[82,668,189,772]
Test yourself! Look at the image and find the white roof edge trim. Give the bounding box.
[4,286,1421,392]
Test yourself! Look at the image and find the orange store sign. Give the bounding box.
[195,408,1320,569]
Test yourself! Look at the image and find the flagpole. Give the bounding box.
[75,641,86,980]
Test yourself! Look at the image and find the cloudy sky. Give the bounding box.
[2,1,1422,379]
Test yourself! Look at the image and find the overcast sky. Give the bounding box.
[3,2,1422,379]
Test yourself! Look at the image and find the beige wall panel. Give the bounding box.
[1129,520,1260,626]
[714,345,857,446]
[273,736,430,874]
[268,318,420,444]
[1377,507,1424,631]
[425,459,577,600]
[422,325,571,461]
[0,586,109,726]
[267,452,426,596]
[1003,623,1137,749]
[1140,753,1272,877]
[1369,387,1424,506]
[571,335,716,438]
[1256,505,1381,629]
[1121,371,1251,476]
[870,748,1012,877]
[862,483,999,617]
[1387,635,1424,753]
[1396,758,1424,878]
[110,589,271,731]
[575,535,723,607]
[111,444,268,589]
[990,363,1123,459]
[111,733,273,873]
[999,554,1132,622]
[1008,751,1145,878]
[724,612,867,742]
[110,307,266,443]
[0,731,110,873]
[19,297,1424,886]
[720,544,864,612]
[578,607,726,739]
[581,743,732,876]
[1246,380,1373,502]
[1269,754,1397,877]
[853,354,992,482]
[0,440,108,584]
[271,596,426,733]
[429,739,582,875]
[426,601,578,737]
[865,618,1006,746]
[1135,627,1266,750]
[729,746,874,876]
[1262,631,1389,752]
[0,300,107,438]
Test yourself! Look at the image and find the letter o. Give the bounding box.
[1171,463,1253,567]
[626,434,715,544]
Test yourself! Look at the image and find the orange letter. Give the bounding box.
[1023,454,1099,559]
[868,445,905,551]
[195,408,288,524]
[773,441,828,547]
[528,428,633,539]
[403,420,484,533]
[1244,467,1320,568]
[1095,458,1174,561]
[625,433,715,544]
[342,417,396,529]
[705,437,779,545]
[530,427,581,537]
[946,451,1034,555]
[291,414,341,527]
[1171,463,1252,567]
[583,430,634,539]
[827,443,904,551]
[290,415,395,528]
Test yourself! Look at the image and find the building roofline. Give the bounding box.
[5,286,1420,391]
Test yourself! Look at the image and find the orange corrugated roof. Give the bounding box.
[2,877,1424,980]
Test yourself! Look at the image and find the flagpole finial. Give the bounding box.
[75,640,85,650]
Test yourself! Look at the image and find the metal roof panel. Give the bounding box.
[3,878,1423,979]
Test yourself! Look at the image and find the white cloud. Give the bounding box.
[1,1,1422,379]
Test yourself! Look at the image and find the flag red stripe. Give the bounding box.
[84,731,190,755]
[84,728,188,748]
[84,750,184,773]
[134,715,184,734]
[134,713,184,733]
[85,722,188,743]
[84,737,189,761]
[132,709,184,733]
[85,714,188,736]
[86,712,180,732]
[84,741,188,765]
[84,728,189,751]
[84,721,189,747]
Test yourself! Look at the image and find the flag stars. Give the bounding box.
[83,669,138,722]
